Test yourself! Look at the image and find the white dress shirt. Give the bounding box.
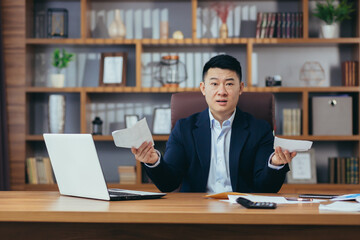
[206,109,235,193]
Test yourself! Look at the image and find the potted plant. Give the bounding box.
[313,0,355,38]
[51,48,75,87]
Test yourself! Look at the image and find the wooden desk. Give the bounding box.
[0,191,359,240]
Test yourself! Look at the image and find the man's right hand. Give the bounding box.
[131,141,159,165]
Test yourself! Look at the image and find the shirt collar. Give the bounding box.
[209,108,236,129]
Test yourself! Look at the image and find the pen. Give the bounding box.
[285,197,313,202]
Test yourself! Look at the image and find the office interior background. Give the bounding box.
[1,0,360,193]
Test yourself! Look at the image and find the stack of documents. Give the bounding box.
[319,193,360,212]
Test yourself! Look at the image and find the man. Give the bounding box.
[132,54,296,193]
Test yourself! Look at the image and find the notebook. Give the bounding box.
[43,133,166,201]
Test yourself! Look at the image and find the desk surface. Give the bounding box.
[0,191,359,225]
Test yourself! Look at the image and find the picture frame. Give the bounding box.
[99,52,127,86]
[152,108,171,135]
[287,149,317,184]
[125,115,139,129]
[47,8,68,38]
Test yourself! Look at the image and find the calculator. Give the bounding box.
[236,197,277,209]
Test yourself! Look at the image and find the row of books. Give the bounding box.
[256,12,303,39]
[328,157,359,184]
[341,61,359,87]
[118,166,137,184]
[26,157,55,184]
[282,108,301,136]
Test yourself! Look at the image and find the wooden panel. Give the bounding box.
[2,0,26,190]
[302,0,309,39]
[1,222,360,240]
[135,42,142,87]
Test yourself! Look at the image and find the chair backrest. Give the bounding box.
[171,91,275,129]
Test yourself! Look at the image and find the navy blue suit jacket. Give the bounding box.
[144,107,289,193]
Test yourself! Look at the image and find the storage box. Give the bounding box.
[312,96,353,136]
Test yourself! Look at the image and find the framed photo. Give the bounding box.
[152,108,171,135]
[287,149,317,184]
[125,115,139,129]
[47,8,68,38]
[99,52,127,86]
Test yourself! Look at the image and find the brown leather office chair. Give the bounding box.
[171,91,275,129]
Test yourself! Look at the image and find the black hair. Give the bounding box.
[202,54,242,82]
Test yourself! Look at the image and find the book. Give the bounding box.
[118,166,136,184]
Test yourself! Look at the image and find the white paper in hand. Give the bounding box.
[274,136,312,152]
[112,118,154,149]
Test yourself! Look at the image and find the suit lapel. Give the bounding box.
[193,109,211,189]
[229,109,249,191]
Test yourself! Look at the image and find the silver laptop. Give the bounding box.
[43,133,166,201]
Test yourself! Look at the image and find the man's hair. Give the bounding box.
[202,54,242,82]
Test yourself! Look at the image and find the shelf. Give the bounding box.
[280,184,360,194]
[93,135,169,141]
[25,37,360,46]
[24,183,159,192]
[24,183,360,194]
[25,86,360,94]
[277,135,360,141]
[26,135,170,141]
[25,87,83,93]
[27,135,359,142]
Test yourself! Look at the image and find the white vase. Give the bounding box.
[51,74,65,88]
[320,22,339,39]
[108,9,126,38]
[48,95,66,133]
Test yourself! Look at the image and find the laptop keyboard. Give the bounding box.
[108,189,139,196]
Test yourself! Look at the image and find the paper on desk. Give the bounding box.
[112,118,154,149]
[227,195,324,204]
[228,194,288,204]
[319,201,360,212]
[274,136,313,152]
[331,193,360,201]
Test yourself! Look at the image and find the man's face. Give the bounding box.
[200,68,244,121]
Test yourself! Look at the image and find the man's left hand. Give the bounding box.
[271,146,297,166]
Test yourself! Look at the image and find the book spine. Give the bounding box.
[328,157,335,184]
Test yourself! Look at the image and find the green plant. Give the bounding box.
[52,48,75,73]
[313,0,355,24]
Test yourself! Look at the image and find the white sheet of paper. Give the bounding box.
[227,195,324,204]
[319,202,360,212]
[112,118,153,149]
[274,136,313,152]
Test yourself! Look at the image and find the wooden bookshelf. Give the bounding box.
[3,0,360,191]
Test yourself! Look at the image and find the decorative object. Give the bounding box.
[154,55,187,87]
[34,10,46,38]
[313,0,355,38]
[299,61,325,86]
[47,8,68,38]
[108,9,126,38]
[51,48,75,88]
[152,108,171,134]
[287,150,317,184]
[125,115,139,129]
[200,8,216,38]
[172,30,184,40]
[160,21,169,39]
[211,2,233,38]
[99,52,127,86]
[92,116,103,135]
[48,94,66,133]
[265,75,282,87]
[92,15,109,38]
